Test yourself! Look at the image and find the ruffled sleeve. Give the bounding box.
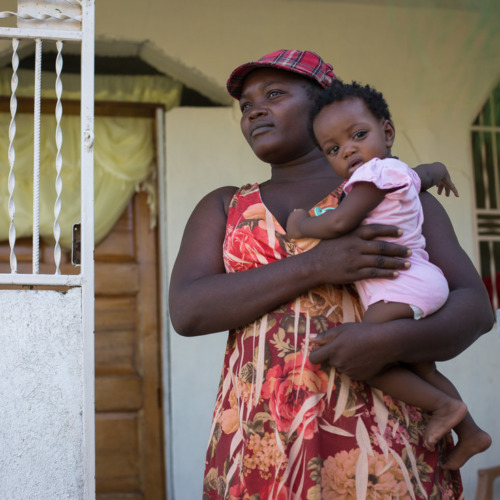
[344,158,420,199]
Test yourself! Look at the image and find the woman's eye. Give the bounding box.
[268,90,282,99]
[240,102,251,113]
[354,130,367,140]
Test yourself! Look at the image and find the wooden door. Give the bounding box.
[0,191,166,499]
[94,191,165,499]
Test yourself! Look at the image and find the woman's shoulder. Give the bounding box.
[201,183,259,216]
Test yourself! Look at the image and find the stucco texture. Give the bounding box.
[0,288,84,500]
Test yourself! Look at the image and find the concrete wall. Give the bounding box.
[92,2,500,498]
[0,289,85,500]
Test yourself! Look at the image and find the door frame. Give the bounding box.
[155,106,174,500]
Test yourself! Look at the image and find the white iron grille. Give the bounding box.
[0,0,94,286]
[472,84,500,310]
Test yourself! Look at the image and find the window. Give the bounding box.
[472,82,500,309]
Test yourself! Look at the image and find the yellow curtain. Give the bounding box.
[0,69,182,249]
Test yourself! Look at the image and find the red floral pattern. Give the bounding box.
[203,183,462,500]
[262,351,330,440]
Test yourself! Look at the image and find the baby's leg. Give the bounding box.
[364,302,484,467]
[367,366,467,454]
[362,300,414,323]
[410,362,491,470]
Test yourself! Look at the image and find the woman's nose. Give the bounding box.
[248,105,267,119]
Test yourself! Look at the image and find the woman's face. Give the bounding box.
[239,68,318,164]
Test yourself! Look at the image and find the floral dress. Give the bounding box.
[203,183,462,500]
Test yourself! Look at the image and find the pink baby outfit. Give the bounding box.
[344,157,449,317]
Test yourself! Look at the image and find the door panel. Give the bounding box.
[94,192,165,499]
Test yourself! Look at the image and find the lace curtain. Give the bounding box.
[0,69,182,249]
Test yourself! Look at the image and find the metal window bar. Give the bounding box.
[489,241,497,311]
[490,92,500,210]
[480,129,491,210]
[8,38,18,274]
[472,85,500,311]
[33,37,41,274]
[54,39,63,273]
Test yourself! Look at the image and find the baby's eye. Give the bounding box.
[327,145,339,155]
[354,130,367,140]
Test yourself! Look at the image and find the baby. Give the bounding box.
[287,80,491,470]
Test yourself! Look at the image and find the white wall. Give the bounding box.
[165,103,500,499]
[165,106,267,500]
[0,289,85,500]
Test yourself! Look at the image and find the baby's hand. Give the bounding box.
[416,162,459,197]
[286,208,310,239]
[436,171,459,197]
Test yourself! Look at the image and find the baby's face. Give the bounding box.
[313,97,394,179]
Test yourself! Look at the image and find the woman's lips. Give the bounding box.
[250,122,274,137]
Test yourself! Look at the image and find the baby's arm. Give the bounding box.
[286,182,387,239]
[414,162,459,197]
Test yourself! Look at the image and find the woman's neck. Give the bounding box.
[258,149,344,228]
[267,148,337,185]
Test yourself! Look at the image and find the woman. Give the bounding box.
[169,49,494,499]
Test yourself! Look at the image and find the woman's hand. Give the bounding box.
[308,223,410,285]
[309,322,395,380]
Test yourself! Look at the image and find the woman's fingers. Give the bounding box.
[309,323,391,380]
[354,223,402,241]
[309,224,411,284]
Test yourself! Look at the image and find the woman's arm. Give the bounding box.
[309,192,494,379]
[169,186,412,337]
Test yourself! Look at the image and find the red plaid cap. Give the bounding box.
[227,49,335,100]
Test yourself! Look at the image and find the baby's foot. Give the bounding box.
[423,399,468,452]
[441,428,492,470]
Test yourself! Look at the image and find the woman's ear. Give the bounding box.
[383,120,395,148]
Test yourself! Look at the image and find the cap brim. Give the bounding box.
[226,61,271,100]
[226,61,326,100]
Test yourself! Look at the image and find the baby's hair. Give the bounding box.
[309,79,392,143]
